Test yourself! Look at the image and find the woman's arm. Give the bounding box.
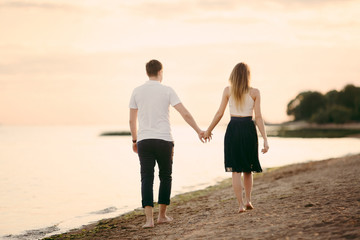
[129,108,138,153]
[253,88,269,153]
[204,87,230,139]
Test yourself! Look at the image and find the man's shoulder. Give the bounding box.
[132,83,147,92]
[152,83,176,93]
[133,82,176,94]
[162,84,175,91]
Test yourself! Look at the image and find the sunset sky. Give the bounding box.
[1,0,359,125]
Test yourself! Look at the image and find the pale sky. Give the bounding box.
[1,0,360,125]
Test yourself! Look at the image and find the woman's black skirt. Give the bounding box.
[224,116,262,173]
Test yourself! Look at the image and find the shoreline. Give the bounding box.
[43,153,360,240]
[98,122,360,138]
[265,121,360,138]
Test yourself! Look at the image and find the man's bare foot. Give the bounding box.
[157,215,173,224]
[245,203,254,210]
[142,222,154,228]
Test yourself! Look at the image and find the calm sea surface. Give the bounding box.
[1,125,359,239]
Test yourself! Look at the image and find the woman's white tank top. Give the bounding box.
[229,93,254,116]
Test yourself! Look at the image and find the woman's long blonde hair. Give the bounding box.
[229,62,250,109]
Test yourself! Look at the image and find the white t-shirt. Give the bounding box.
[129,80,181,142]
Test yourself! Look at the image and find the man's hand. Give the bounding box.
[198,130,205,143]
[132,143,138,153]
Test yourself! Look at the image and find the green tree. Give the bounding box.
[329,105,352,123]
[311,105,352,124]
[325,90,338,106]
[337,85,360,121]
[287,84,360,124]
[287,91,327,121]
[311,109,330,124]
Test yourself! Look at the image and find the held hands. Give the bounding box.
[203,130,212,142]
[198,130,205,143]
[198,130,212,143]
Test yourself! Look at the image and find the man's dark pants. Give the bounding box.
[137,139,174,208]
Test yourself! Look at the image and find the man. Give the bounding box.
[129,59,205,228]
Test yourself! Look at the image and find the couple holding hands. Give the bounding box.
[129,59,269,228]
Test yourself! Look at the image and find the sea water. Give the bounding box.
[0,125,359,239]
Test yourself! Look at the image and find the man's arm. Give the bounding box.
[129,108,138,153]
[173,103,204,142]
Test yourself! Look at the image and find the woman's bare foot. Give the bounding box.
[142,221,154,228]
[238,207,246,213]
[238,203,246,213]
[245,202,254,210]
[157,215,173,224]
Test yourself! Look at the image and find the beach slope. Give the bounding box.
[45,154,360,240]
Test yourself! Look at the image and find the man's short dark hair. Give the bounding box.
[146,59,162,77]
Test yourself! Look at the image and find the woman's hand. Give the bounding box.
[204,130,213,142]
[261,140,269,154]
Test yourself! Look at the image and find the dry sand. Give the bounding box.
[45,154,360,240]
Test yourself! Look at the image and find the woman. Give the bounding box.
[204,62,269,213]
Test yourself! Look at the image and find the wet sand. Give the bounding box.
[44,154,360,240]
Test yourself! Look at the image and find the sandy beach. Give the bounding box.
[44,154,360,240]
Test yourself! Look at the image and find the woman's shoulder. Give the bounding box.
[220,86,230,99]
[249,87,260,95]
[249,87,260,100]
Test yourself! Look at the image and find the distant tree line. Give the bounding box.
[287,84,360,124]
